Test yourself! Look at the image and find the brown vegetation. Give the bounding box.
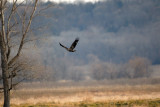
[91,57,152,80]
[0,79,160,106]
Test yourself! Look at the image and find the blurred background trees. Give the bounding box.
[91,56,152,80]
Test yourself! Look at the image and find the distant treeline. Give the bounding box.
[31,0,160,64]
[34,0,160,35]
[23,56,153,81]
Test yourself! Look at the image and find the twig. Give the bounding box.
[9,79,24,91]
[8,0,38,66]
[33,4,54,18]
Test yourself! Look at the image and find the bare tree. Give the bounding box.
[0,0,48,106]
[125,57,152,78]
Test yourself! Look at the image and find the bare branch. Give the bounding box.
[6,0,23,61]
[6,0,18,36]
[9,79,24,91]
[8,0,39,66]
[24,37,39,44]
[28,23,49,33]
[10,73,13,91]
[33,3,55,18]
[4,0,7,6]
[1,0,7,49]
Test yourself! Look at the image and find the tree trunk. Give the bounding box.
[0,35,10,107]
[0,0,10,106]
[2,61,10,107]
[2,77,10,107]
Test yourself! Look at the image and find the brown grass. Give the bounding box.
[0,79,160,106]
[0,83,160,106]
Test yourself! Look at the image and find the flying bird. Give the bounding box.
[59,37,79,52]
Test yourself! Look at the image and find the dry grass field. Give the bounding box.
[0,78,160,107]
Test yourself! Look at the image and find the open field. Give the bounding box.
[9,99,160,107]
[0,79,160,107]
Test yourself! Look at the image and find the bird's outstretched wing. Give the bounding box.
[69,38,79,50]
[59,43,68,50]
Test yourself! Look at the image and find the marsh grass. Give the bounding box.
[0,79,160,106]
[8,99,160,107]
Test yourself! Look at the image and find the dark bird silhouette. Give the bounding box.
[59,37,79,52]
